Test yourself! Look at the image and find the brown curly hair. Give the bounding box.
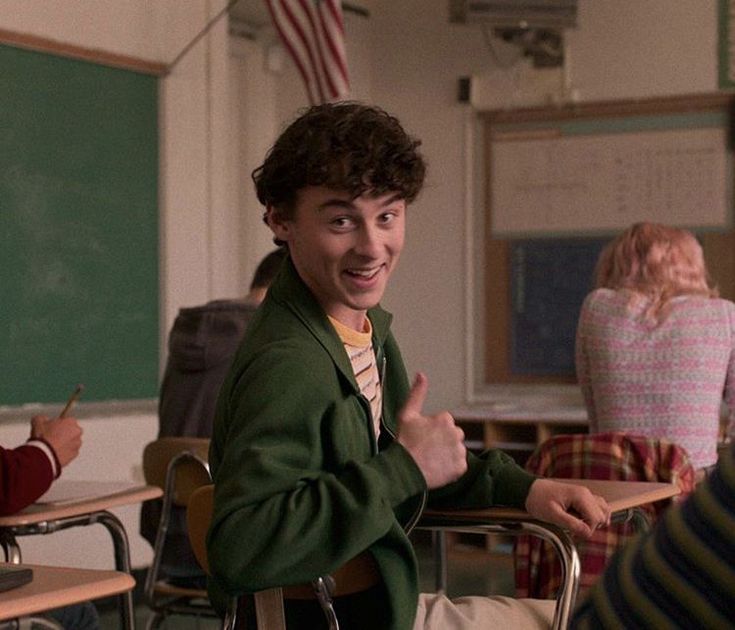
[252,101,426,219]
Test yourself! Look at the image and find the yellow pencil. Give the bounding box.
[59,384,84,418]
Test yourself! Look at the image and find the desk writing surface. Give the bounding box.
[36,480,146,504]
[422,480,679,521]
[0,481,162,527]
[0,563,134,621]
[552,479,679,512]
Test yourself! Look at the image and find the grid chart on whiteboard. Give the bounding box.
[719,0,735,87]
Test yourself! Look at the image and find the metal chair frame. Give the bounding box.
[142,438,215,629]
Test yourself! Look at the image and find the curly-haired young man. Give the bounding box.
[207,102,610,630]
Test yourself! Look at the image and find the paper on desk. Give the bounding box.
[36,480,140,504]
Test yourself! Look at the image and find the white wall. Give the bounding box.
[0,0,722,569]
[363,0,720,411]
[0,1,159,57]
[367,1,490,410]
[471,0,718,108]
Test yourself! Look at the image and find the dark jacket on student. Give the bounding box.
[140,299,258,578]
[159,299,260,439]
[207,257,536,629]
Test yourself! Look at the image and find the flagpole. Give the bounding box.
[166,0,240,75]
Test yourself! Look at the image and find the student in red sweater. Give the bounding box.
[0,414,82,515]
[1,413,99,630]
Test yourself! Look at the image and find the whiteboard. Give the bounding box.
[490,126,730,236]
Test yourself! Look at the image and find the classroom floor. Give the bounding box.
[97,532,515,629]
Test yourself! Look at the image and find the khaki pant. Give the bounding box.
[414,593,555,629]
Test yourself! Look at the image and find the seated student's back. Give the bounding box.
[159,248,286,439]
[139,248,285,584]
[576,222,735,471]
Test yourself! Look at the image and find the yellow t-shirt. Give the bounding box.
[328,315,382,443]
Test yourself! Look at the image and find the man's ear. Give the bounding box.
[265,205,290,243]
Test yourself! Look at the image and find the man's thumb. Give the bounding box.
[403,372,428,416]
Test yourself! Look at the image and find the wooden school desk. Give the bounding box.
[0,481,163,630]
[419,479,680,630]
[0,563,135,626]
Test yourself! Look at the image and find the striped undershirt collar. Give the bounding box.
[327,315,372,347]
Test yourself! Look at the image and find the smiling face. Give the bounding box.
[267,186,406,331]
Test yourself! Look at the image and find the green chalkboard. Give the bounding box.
[0,44,159,406]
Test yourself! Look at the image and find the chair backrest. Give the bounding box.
[186,485,344,630]
[143,437,211,507]
[142,436,212,608]
[186,484,214,575]
[187,484,243,630]
[514,431,696,599]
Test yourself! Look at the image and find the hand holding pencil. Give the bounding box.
[30,384,84,468]
[58,383,84,419]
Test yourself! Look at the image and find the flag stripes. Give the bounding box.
[265,0,350,103]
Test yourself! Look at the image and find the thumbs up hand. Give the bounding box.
[396,373,467,489]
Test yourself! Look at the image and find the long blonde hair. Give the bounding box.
[595,222,718,324]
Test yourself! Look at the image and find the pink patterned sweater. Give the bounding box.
[575,288,735,469]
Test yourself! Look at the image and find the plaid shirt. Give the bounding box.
[514,432,696,599]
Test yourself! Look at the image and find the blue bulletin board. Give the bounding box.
[509,238,608,376]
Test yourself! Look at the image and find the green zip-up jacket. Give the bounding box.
[207,257,536,629]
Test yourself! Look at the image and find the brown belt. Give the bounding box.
[281,552,381,600]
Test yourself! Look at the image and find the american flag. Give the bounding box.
[265,0,350,103]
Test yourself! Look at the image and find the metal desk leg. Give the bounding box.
[519,522,580,630]
[0,530,21,564]
[1,510,135,630]
[419,519,580,630]
[431,530,448,593]
[94,511,134,630]
[224,597,238,630]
